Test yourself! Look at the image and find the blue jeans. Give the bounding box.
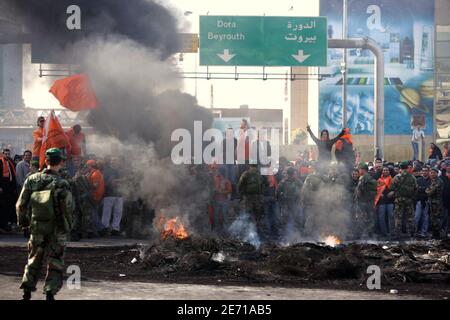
[264,198,279,240]
[225,164,237,185]
[415,201,429,235]
[377,204,395,235]
[412,141,419,161]
[212,200,229,232]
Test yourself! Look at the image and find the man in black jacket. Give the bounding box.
[415,166,431,238]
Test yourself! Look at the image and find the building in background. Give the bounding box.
[435,0,450,144]
[212,105,283,145]
[290,0,449,160]
[0,5,24,108]
[0,109,90,155]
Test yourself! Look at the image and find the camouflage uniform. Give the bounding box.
[277,176,303,234]
[71,170,95,238]
[391,171,418,237]
[16,169,74,295]
[237,167,265,238]
[354,173,377,238]
[301,173,324,237]
[426,177,444,238]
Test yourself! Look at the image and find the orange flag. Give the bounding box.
[39,111,71,169]
[375,175,392,207]
[49,73,98,111]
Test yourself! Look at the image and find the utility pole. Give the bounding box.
[341,0,348,128]
[329,38,385,159]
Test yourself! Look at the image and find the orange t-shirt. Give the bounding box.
[32,127,44,156]
[88,169,105,203]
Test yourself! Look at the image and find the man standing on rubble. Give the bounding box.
[262,168,279,241]
[426,167,445,239]
[212,166,232,236]
[391,161,418,239]
[415,166,431,238]
[354,163,377,239]
[16,148,74,300]
[0,149,18,231]
[277,167,303,239]
[237,164,265,239]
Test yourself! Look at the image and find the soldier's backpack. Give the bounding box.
[30,180,57,236]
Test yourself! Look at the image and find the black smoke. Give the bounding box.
[8,0,213,158]
[8,0,181,62]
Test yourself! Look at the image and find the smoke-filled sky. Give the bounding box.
[21,0,319,122]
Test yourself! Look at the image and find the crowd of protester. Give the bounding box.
[1,118,449,243]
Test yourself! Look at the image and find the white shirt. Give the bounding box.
[412,128,424,142]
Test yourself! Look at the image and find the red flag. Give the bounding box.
[39,111,71,169]
[49,73,98,111]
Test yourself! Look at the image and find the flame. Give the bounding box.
[159,213,188,240]
[323,235,342,247]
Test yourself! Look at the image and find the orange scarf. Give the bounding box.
[335,129,353,151]
[1,156,16,181]
[375,175,392,206]
[267,175,278,188]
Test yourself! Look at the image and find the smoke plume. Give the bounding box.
[9,0,214,235]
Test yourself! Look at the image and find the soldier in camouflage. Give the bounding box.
[237,164,265,239]
[354,163,377,239]
[426,167,444,239]
[301,164,326,238]
[16,148,74,300]
[276,167,303,238]
[390,161,418,239]
[71,164,96,240]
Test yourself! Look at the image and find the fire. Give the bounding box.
[323,235,342,247]
[159,213,188,240]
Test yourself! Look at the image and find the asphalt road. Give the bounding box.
[0,275,426,300]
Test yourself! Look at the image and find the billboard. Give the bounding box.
[319,0,435,135]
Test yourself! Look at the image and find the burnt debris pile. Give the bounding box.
[133,238,450,283]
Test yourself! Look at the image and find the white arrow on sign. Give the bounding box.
[292,50,310,63]
[217,49,236,62]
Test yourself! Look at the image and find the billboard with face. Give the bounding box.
[320,0,435,136]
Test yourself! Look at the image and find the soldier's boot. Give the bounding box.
[45,291,55,300]
[22,290,31,300]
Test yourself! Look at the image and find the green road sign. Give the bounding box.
[200,16,327,66]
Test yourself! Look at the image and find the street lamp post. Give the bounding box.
[342,0,348,128]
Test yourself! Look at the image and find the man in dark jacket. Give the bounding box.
[414,166,431,238]
[0,149,18,231]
